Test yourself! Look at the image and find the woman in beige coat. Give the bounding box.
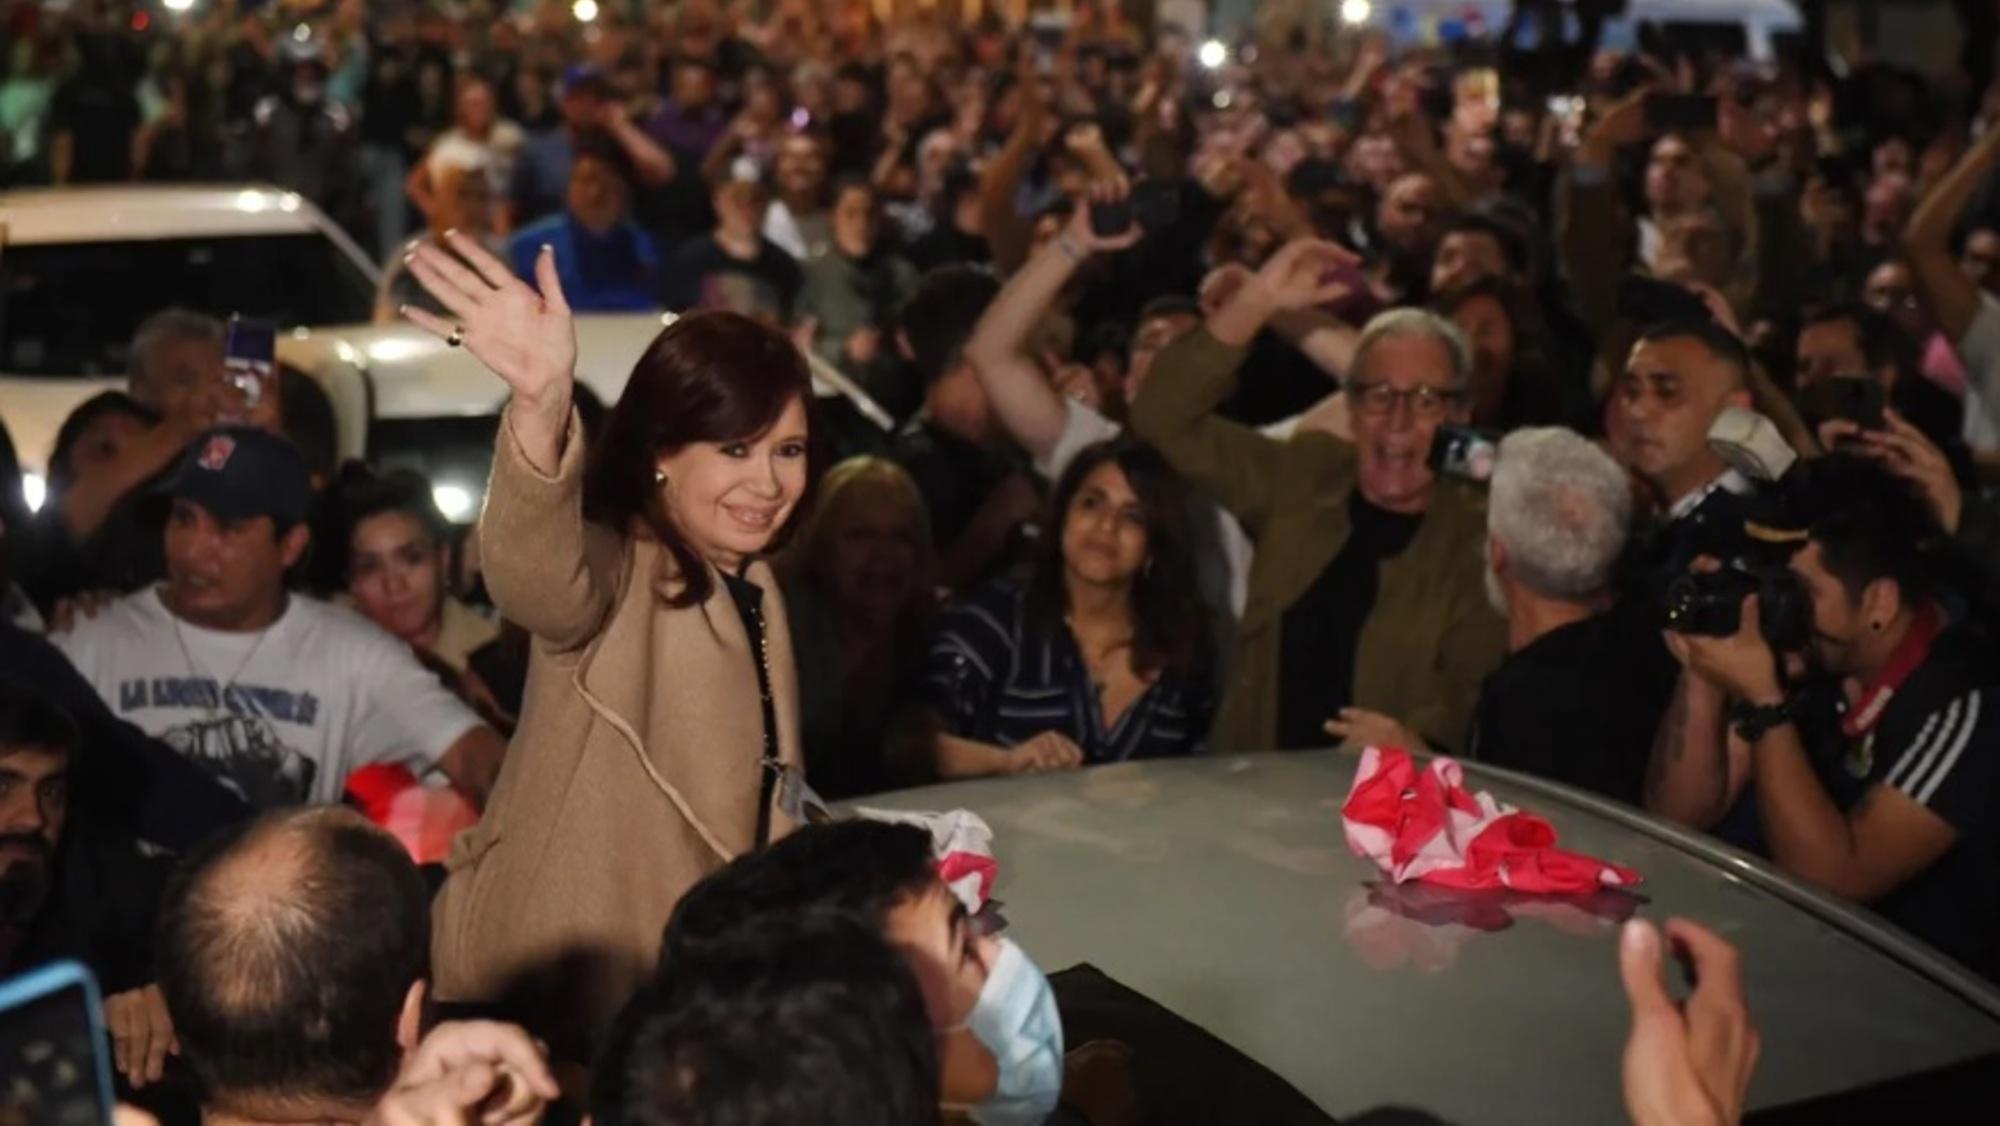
[401,233,810,1059]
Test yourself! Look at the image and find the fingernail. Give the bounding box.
[444,227,459,239]
[541,243,554,254]
[397,304,410,316]
[1622,919,1656,955]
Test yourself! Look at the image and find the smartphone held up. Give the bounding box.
[222,316,278,422]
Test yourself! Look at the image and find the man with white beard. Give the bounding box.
[1333,427,1676,804]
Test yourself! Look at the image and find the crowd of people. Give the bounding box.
[5,0,2000,1121]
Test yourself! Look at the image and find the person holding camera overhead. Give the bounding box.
[1646,454,2000,982]
[400,233,811,1060]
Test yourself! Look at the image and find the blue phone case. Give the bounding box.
[0,960,117,1126]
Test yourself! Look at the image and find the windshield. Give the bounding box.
[0,234,376,376]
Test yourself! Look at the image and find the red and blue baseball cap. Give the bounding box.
[160,427,313,527]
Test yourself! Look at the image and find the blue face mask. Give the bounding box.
[963,938,1065,1126]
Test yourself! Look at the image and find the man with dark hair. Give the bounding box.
[157,806,556,1121]
[1430,211,1531,296]
[0,679,178,1090]
[509,64,676,229]
[647,819,1073,1123]
[1794,302,1969,462]
[53,428,505,810]
[603,915,940,1126]
[508,133,664,313]
[662,177,803,321]
[1609,318,1762,583]
[889,266,1039,593]
[1648,455,2000,979]
[158,807,429,1115]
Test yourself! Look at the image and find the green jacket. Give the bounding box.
[1130,327,1506,753]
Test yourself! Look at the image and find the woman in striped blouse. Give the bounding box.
[923,438,1215,775]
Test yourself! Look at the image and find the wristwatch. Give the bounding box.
[1729,697,1795,742]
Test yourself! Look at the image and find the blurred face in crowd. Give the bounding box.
[821,486,925,627]
[1794,318,1875,389]
[1864,261,1927,336]
[1863,173,1912,242]
[1346,133,1404,192]
[1613,336,1748,505]
[0,742,65,925]
[715,179,770,238]
[1449,293,1516,424]
[132,334,224,423]
[774,135,827,203]
[1961,228,2000,295]
[164,500,308,632]
[433,166,496,236]
[1645,134,1710,216]
[561,87,606,132]
[1655,211,1731,289]
[742,69,783,126]
[60,407,152,492]
[569,154,631,232]
[348,511,446,648]
[455,79,497,136]
[883,879,1003,1104]
[1348,332,1467,513]
[653,397,809,569]
[831,183,878,258]
[887,58,932,124]
[673,60,719,110]
[1061,461,1148,591]
[1124,310,1200,404]
[1376,173,1442,254]
[1430,229,1510,296]
[1800,175,1857,241]
[1872,136,1913,181]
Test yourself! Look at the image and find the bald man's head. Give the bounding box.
[158,808,430,1117]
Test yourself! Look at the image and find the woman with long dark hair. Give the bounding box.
[401,233,812,1059]
[924,438,1213,775]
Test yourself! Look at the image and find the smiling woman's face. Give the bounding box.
[654,395,811,570]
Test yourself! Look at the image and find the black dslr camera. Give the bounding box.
[1662,564,1813,653]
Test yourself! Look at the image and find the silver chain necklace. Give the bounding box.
[168,598,280,720]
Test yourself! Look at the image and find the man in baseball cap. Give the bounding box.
[51,427,507,810]
[158,426,314,533]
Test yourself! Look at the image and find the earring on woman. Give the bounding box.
[654,468,667,484]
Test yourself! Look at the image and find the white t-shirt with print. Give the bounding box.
[53,588,482,808]
[1960,292,2000,438]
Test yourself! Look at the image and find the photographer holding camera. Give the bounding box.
[1646,454,2000,981]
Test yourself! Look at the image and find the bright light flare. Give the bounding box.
[1198,39,1228,70]
[573,0,600,22]
[21,473,46,514]
[163,0,196,13]
[432,483,477,523]
[1339,0,1373,24]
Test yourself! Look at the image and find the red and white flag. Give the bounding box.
[1342,747,1641,893]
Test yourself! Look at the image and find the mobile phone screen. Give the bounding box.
[1427,425,1501,482]
[223,317,278,414]
[1,965,116,1126]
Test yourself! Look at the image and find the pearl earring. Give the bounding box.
[654,468,666,484]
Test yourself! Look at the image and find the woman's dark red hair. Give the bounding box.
[583,311,811,606]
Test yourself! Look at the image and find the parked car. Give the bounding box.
[855,750,2000,1123]
[1,184,888,519]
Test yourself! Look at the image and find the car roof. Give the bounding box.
[0,184,331,244]
[854,751,2000,1123]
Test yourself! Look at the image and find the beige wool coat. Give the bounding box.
[431,407,801,1057]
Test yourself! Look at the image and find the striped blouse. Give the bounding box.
[924,583,1213,764]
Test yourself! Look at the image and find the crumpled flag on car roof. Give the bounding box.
[1342,747,1642,894]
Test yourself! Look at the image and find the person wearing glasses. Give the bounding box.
[1131,238,1506,754]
